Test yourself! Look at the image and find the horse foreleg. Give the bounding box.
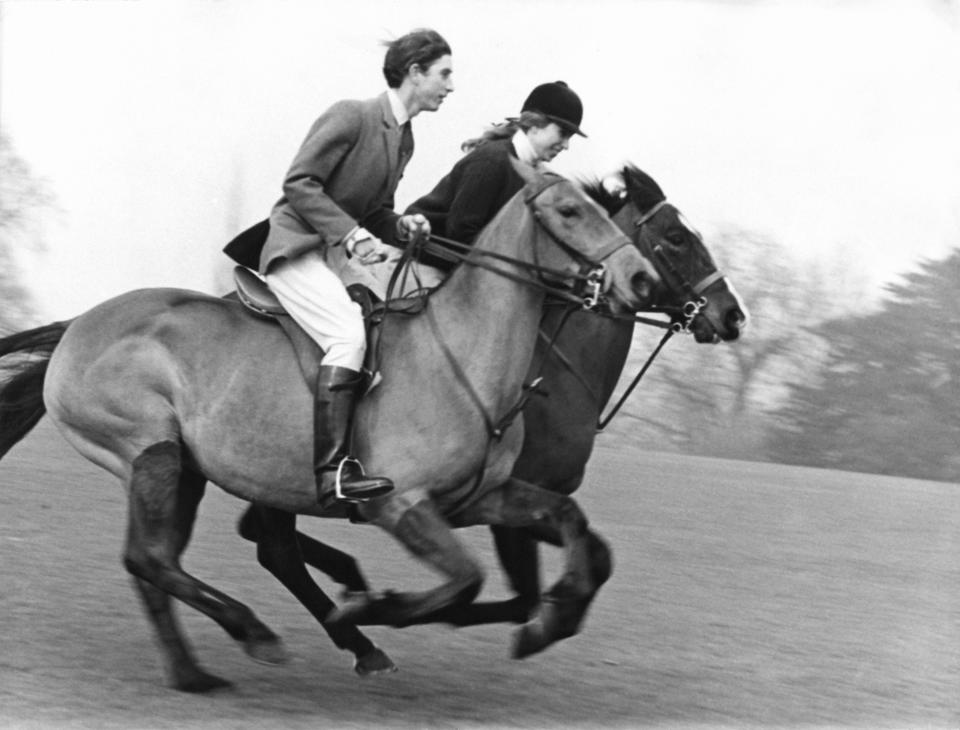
[246,504,396,676]
[123,441,287,691]
[490,525,542,618]
[330,495,485,628]
[241,504,522,630]
[453,478,611,659]
[398,527,539,628]
[237,504,370,593]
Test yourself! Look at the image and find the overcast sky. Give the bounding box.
[2,0,959,320]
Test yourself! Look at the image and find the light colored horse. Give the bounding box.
[0,162,658,691]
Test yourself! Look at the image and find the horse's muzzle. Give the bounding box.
[692,303,747,343]
[602,247,660,312]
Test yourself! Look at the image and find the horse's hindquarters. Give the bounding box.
[43,289,316,500]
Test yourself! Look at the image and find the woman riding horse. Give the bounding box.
[236,162,748,660]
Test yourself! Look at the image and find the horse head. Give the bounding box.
[510,159,660,313]
[585,165,748,343]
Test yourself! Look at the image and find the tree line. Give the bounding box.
[604,228,959,484]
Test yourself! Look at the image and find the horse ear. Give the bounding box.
[510,156,540,185]
[602,173,627,200]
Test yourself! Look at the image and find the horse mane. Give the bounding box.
[580,163,667,217]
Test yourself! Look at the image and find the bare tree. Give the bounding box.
[604,226,864,461]
[0,133,53,332]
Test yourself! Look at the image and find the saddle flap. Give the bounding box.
[231,269,383,395]
[233,266,286,317]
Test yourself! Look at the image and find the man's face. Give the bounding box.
[527,122,573,163]
[413,54,454,112]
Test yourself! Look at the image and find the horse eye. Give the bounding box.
[557,204,579,218]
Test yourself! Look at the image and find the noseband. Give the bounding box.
[633,199,726,333]
[527,175,632,309]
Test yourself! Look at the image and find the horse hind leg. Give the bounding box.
[130,575,230,693]
[123,441,287,691]
[237,504,370,593]
[243,504,396,676]
[125,453,229,691]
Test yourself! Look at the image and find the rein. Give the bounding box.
[381,180,608,515]
[549,195,728,431]
[408,232,607,311]
[379,179,622,449]
[388,175,629,313]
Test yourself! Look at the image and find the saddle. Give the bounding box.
[232,265,384,395]
[226,219,430,394]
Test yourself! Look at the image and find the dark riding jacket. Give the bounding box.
[405,137,525,271]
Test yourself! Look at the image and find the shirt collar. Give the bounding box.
[511,129,540,168]
[386,88,410,127]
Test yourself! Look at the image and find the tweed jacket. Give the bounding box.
[405,137,525,271]
[259,92,412,276]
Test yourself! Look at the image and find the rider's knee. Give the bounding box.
[323,329,366,371]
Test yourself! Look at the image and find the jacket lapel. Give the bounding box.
[378,93,401,186]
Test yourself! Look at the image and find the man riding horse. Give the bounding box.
[233,29,454,505]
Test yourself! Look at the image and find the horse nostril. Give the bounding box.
[726,308,746,333]
[631,271,651,302]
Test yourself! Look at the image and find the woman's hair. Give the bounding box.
[460,111,551,153]
[382,28,452,88]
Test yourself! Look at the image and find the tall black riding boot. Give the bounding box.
[314,365,394,506]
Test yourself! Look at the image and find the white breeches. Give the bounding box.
[265,250,366,371]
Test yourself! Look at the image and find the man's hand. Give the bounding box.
[397,213,431,242]
[345,228,388,265]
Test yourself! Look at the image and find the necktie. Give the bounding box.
[399,122,414,161]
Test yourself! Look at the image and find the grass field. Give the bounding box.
[1,419,958,729]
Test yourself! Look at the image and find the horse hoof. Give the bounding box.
[244,636,290,665]
[511,623,549,660]
[173,668,234,693]
[354,647,398,676]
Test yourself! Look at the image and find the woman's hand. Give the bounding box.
[397,214,431,243]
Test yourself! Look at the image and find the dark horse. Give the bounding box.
[234,164,747,652]
[0,162,661,691]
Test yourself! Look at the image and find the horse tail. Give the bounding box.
[0,320,72,459]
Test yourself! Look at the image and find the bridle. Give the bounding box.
[380,175,636,446]
[592,196,730,429]
[377,176,641,515]
[629,199,726,335]
[388,175,631,313]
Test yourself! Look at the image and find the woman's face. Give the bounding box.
[526,122,574,163]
